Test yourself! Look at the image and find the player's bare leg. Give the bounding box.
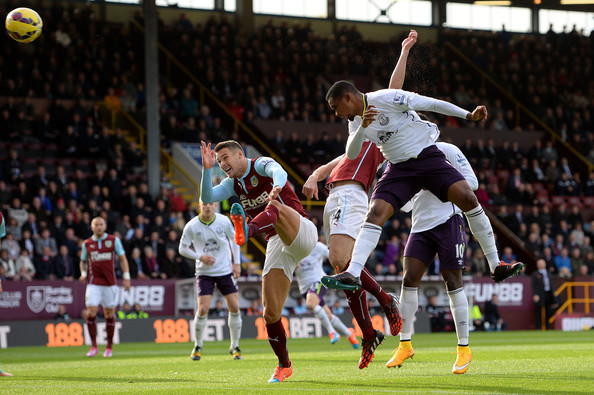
[85,305,99,357]
[223,292,243,359]
[262,269,293,383]
[447,180,523,282]
[231,200,300,247]
[268,201,300,246]
[103,307,116,357]
[322,199,393,287]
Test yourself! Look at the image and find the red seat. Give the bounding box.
[583,196,594,207]
[551,196,566,206]
[567,196,582,207]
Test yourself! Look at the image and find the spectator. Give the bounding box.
[54,245,76,281]
[293,297,308,315]
[532,259,557,330]
[133,303,149,318]
[484,294,507,331]
[554,248,572,277]
[0,249,16,280]
[13,249,35,281]
[143,245,163,279]
[426,296,446,333]
[209,299,227,317]
[160,248,183,278]
[117,302,135,319]
[54,304,71,321]
[34,228,58,257]
[35,246,56,280]
[246,298,263,316]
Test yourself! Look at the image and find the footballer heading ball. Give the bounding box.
[5,7,43,43]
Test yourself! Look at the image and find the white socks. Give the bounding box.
[228,312,242,349]
[194,314,207,348]
[313,305,335,335]
[464,205,500,271]
[330,313,352,337]
[347,223,383,277]
[448,287,469,346]
[399,286,418,341]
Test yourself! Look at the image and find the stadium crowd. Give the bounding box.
[0,2,593,292]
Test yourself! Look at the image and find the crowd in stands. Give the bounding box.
[0,2,593,289]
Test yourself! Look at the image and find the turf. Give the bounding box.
[1,330,592,394]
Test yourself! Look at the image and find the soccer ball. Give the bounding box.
[5,7,42,43]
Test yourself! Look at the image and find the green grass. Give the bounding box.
[1,330,593,394]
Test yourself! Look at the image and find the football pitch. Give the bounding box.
[1,330,592,394]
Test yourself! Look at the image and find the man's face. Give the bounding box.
[328,94,357,121]
[91,218,106,237]
[216,148,243,178]
[199,202,217,217]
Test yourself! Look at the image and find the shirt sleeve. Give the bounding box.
[254,157,287,188]
[392,90,469,119]
[438,143,478,190]
[200,167,236,202]
[115,237,126,256]
[80,243,88,261]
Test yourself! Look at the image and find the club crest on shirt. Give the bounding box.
[215,226,224,236]
[250,175,258,187]
[105,240,112,248]
[378,113,389,126]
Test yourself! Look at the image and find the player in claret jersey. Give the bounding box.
[79,216,130,358]
[200,140,317,383]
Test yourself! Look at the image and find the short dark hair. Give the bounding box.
[214,140,243,153]
[325,80,360,102]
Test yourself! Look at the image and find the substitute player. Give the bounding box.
[200,140,317,383]
[179,200,242,361]
[303,30,418,369]
[322,82,523,291]
[294,238,359,349]
[79,216,130,358]
[386,142,475,374]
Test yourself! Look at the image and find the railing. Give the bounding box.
[548,281,594,325]
[445,42,594,174]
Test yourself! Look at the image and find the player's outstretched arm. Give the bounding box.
[119,254,131,291]
[303,155,343,199]
[389,29,417,90]
[466,105,488,122]
[346,106,379,159]
[79,258,87,283]
[200,141,216,169]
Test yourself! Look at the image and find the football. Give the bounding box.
[5,7,43,43]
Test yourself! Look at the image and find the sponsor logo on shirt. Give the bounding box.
[377,130,397,143]
[90,251,113,261]
[241,191,270,209]
[203,238,220,254]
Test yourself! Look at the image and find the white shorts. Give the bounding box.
[323,184,369,241]
[262,215,317,281]
[85,284,119,309]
